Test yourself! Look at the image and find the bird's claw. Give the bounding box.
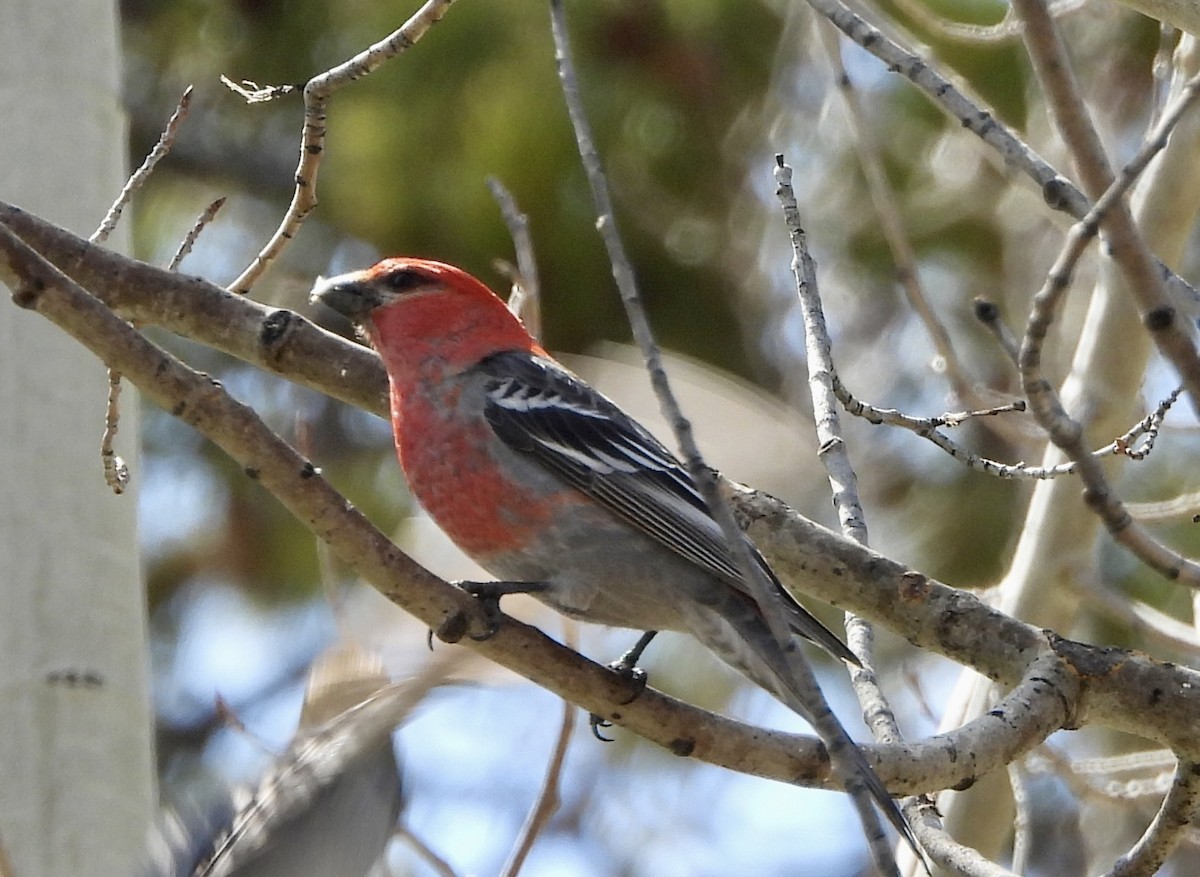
[588,636,656,741]
[453,580,550,641]
[589,714,615,741]
[587,669,647,742]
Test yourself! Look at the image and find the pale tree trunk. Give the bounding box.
[0,1,154,875]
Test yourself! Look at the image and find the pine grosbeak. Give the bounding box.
[310,258,915,856]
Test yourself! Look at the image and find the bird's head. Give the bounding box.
[310,258,491,322]
[310,257,538,371]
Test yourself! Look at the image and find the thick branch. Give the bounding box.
[0,215,1062,798]
[4,204,1200,766]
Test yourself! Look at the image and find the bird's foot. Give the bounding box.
[589,630,658,741]
[454,580,551,641]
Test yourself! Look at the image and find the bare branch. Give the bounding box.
[92,86,192,245]
[0,217,1041,798]
[816,23,974,403]
[1015,58,1200,584]
[838,377,1178,479]
[1014,0,1200,415]
[167,197,226,272]
[93,86,194,493]
[886,0,1089,46]
[220,76,298,104]
[1127,490,1200,524]
[396,826,461,877]
[99,370,129,494]
[775,155,944,873]
[804,0,1200,326]
[500,632,577,877]
[227,0,458,294]
[1104,759,1200,877]
[9,205,1200,784]
[1081,576,1200,655]
[487,177,542,342]
[972,298,1022,366]
[1008,761,1033,874]
[550,0,922,868]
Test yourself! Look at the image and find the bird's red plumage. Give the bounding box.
[362,260,572,557]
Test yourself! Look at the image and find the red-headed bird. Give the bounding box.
[310,258,916,860]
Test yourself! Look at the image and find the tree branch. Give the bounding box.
[4,205,1200,791]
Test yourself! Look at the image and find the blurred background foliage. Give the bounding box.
[117,0,1200,873]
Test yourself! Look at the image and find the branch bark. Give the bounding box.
[3,205,1200,798]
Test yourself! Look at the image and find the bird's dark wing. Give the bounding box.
[474,350,857,665]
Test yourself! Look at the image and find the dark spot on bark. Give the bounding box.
[300,462,318,479]
[260,309,296,354]
[1042,178,1071,210]
[171,402,186,417]
[46,669,104,688]
[435,610,469,644]
[951,775,976,792]
[1149,687,1164,706]
[11,278,43,308]
[668,737,696,757]
[244,467,260,480]
[1144,306,1175,332]
[973,298,998,322]
[899,571,929,601]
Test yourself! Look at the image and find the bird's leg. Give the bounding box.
[455,580,552,640]
[590,630,658,740]
[610,630,657,679]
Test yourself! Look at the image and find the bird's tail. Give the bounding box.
[685,595,923,875]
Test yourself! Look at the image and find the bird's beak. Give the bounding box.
[309,270,383,322]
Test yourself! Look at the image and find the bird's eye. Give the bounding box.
[383,270,425,293]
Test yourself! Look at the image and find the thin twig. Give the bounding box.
[99,370,129,494]
[499,624,579,877]
[972,298,1022,367]
[548,0,793,656]
[487,177,542,342]
[549,2,906,871]
[1127,490,1200,524]
[226,0,458,294]
[1150,24,1181,129]
[775,155,935,874]
[838,376,1177,478]
[816,23,973,403]
[1115,387,1181,461]
[803,0,1200,318]
[1007,760,1033,875]
[92,86,192,245]
[1016,60,1200,585]
[887,0,1088,46]
[1026,746,1174,810]
[396,826,461,877]
[1104,759,1200,877]
[92,86,193,493]
[168,197,226,272]
[1079,575,1200,655]
[219,77,298,104]
[1014,0,1200,416]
